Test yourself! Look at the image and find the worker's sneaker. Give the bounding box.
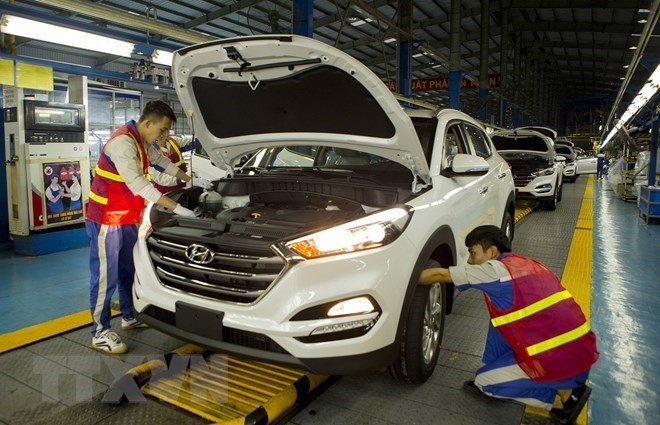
[550,384,592,425]
[463,380,489,398]
[121,317,149,330]
[92,330,128,354]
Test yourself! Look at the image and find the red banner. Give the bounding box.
[385,75,500,91]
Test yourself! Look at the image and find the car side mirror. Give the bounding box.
[447,154,490,176]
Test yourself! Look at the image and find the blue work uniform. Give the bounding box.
[449,254,589,409]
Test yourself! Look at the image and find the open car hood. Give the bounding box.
[491,129,555,161]
[172,35,429,182]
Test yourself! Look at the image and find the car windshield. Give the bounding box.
[238,145,411,177]
[491,135,549,152]
[555,146,574,156]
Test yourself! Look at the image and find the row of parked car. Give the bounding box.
[131,36,595,385]
[488,126,598,211]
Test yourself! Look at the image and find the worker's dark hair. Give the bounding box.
[139,100,176,123]
[465,225,511,253]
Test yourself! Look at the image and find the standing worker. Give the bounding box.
[86,100,197,354]
[596,153,607,179]
[149,135,211,194]
[419,226,598,425]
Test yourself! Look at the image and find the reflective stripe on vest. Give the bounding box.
[89,191,108,205]
[95,165,124,182]
[526,321,592,356]
[491,290,572,327]
[91,132,149,184]
[167,138,185,166]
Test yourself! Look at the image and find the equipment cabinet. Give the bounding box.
[638,185,660,224]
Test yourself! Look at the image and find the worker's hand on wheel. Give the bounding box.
[192,177,213,189]
[173,204,196,218]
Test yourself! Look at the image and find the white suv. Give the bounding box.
[133,35,515,383]
[491,129,564,210]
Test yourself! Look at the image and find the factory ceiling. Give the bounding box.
[2,0,659,140]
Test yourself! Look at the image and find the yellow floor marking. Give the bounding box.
[0,308,120,354]
[522,176,594,425]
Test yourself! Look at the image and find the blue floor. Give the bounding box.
[591,180,660,424]
[0,246,91,333]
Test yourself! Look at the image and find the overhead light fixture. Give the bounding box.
[151,49,174,66]
[629,45,638,50]
[384,37,396,44]
[623,64,630,68]
[601,64,660,148]
[412,53,424,58]
[349,17,373,27]
[638,19,648,23]
[638,8,651,13]
[0,14,135,57]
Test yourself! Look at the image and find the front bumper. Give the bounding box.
[133,231,418,374]
[514,174,558,200]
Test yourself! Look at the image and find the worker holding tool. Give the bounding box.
[419,225,598,425]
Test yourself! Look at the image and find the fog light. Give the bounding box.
[328,297,375,317]
[311,318,376,335]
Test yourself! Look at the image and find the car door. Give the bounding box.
[461,122,501,226]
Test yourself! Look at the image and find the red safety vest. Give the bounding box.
[152,138,186,193]
[485,253,598,382]
[86,123,149,225]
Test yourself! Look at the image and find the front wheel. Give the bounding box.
[389,259,446,384]
[501,211,514,243]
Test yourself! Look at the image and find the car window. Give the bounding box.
[463,124,492,158]
[411,117,437,165]
[443,124,468,170]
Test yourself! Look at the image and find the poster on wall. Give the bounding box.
[43,161,84,225]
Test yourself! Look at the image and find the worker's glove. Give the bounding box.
[173,204,196,218]
[192,177,213,189]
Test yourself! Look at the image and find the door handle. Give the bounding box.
[478,186,489,195]
[497,172,507,179]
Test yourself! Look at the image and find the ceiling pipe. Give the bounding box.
[34,0,214,45]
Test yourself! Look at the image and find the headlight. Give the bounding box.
[277,207,412,260]
[532,167,555,177]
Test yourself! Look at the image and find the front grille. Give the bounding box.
[143,305,288,354]
[513,174,534,187]
[146,235,286,303]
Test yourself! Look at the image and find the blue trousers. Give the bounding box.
[86,220,138,336]
[475,350,590,409]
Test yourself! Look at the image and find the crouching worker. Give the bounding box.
[419,225,598,425]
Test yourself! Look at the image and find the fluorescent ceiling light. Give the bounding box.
[384,37,396,43]
[638,8,651,13]
[432,64,442,68]
[638,19,648,23]
[349,17,373,27]
[601,64,660,149]
[412,53,424,58]
[629,45,638,49]
[152,49,174,66]
[0,14,135,57]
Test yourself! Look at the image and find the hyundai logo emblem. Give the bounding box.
[185,244,214,264]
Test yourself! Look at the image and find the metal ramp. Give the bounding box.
[106,344,329,424]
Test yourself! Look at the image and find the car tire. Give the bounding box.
[557,180,563,203]
[501,211,514,243]
[389,259,446,384]
[544,183,559,211]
